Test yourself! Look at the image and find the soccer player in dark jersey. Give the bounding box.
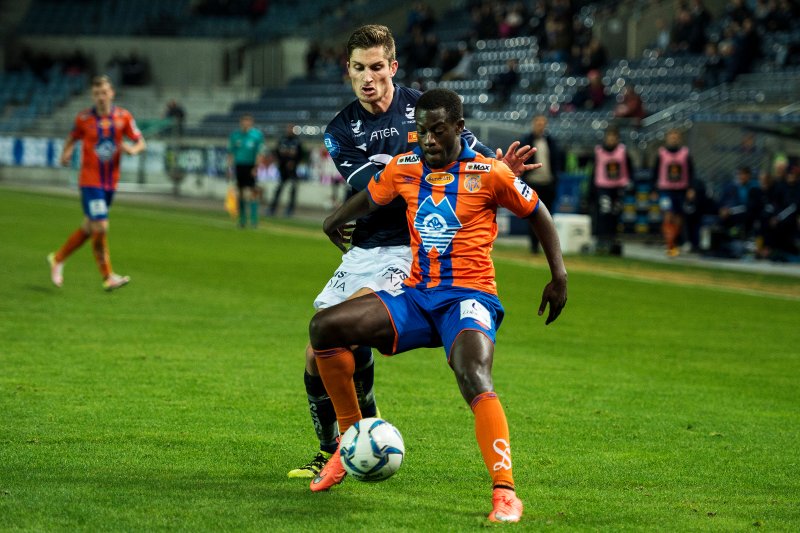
[308,88,568,523]
[48,75,146,291]
[289,24,539,478]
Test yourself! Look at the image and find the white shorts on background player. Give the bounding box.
[313,245,411,310]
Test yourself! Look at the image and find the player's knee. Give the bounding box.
[308,311,339,349]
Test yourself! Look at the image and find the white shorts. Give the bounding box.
[313,245,412,310]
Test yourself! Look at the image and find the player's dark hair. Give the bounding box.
[416,88,463,124]
[347,24,396,62]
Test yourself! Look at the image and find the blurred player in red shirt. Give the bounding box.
[48,75,146,291]
[308,89,568,523]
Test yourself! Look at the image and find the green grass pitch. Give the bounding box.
[1,187,799,531]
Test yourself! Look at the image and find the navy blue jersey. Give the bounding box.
[324,84,492,249]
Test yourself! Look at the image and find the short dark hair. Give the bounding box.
[347,24,396,62]
[416,88,463,124]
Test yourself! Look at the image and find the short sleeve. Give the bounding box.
[124,113,142,141]
[69,115,83,140]
[490,161,539,218]
[366,167,398,206]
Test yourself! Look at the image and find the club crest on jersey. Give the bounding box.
[408,131,418,143]
[405,104,415,120]
[465,162,491,173]
[513,177,533,201]
[414,196,462,254]
[94,139,116,162]
[397,154,420,165]
[464,174,481,192]
[350,120,364,136]
[425,172,455,186]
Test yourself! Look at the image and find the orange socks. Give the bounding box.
[55,228,90,263]
[472,391,515,490]
[662,220,678,249]
[314,347,362,435]
[91,232,112,279]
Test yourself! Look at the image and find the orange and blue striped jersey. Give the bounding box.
[69,106,142,190]
[367,140,539,295]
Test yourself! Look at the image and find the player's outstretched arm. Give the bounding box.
[121,137,147,156]
[322,190,378,253]
[496,141,542,175]
[60,137,77,166]
[527,202,568,325]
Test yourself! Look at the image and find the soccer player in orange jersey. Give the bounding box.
[308,88,568,523]
[48,75,146,291]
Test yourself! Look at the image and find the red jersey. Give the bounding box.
[367,142,539,295]
[69,106,142,190]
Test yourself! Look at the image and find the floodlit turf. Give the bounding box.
[1,187,799,531]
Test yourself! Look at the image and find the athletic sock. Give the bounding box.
[248,200,259,226]
[663,221,677,249]
[237,198,246,226]
[91,232,112,279]
[471,391,515,490]
[303,371,339,454]
[352,346,377,418]
[55,228,90,262]
[313,347,361,435]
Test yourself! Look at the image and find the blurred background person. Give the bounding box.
[227,114,265,228]
[269,123,306,218]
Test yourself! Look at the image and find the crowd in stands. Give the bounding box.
[7,48,92,83]
[193,0,269,21]
[707,155,800,261]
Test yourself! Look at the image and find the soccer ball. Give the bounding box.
[339,417,405,482]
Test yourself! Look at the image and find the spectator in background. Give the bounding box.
[670,8,696,55]
[269,123,306,217]
[489,58,520,107]
[471,3,499,40]
[406,2,436,34]
[683,176,714,253]
[581,37,608,74]
[717,166,758,255]
[688,0,711,53]
[498,2,527,38]
[590,126,633,255]
[652,128,695,257]
[732,18,760,77]
[164,99,186,136]
[440,41,475,81]
[653,18,672,55]
[571,69,607,110]
[695,42,724,89]
[614,85,646,126]
[305,41,322,79]
[121,50,150,86]
[403,25,439,75]
[520,115,563,254]
[750,170,789,259]
[543,14,572,63]
[724,0,753,25]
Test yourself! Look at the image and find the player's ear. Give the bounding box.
[390,60,398,77]
[456,118,465,134]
